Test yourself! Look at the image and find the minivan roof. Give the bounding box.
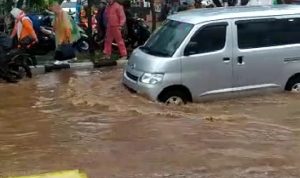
[168,5,300,24]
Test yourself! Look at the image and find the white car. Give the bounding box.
[61,0,77,17]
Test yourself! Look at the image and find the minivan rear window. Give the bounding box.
[237,18,300,49]
[140,20,194,57]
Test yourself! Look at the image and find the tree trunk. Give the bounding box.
[149,0,156,32]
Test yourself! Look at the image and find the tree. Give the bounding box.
[14,0,48,11]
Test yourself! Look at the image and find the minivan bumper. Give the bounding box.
[122,68,163,101]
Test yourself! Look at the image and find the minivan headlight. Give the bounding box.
[140,73,164,85]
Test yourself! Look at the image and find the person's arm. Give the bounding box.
[116,4,126,27]
[10,22,17,38]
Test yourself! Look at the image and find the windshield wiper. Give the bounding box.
[149,50,170,57]
[139,46,150,52]
[140,46,170,57]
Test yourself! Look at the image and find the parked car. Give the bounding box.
[123,5,300,105]
[61,0,77,18]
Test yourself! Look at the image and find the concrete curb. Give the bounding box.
[30,60,128,75]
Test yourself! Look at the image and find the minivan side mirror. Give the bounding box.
[184,42,198,56]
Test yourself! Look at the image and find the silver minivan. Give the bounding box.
[123,5,300,104]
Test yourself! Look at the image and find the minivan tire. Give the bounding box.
[286,76,300,93]
[160,90,188,105]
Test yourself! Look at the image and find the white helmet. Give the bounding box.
[10,8,23,18]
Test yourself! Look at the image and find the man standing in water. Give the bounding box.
[103,0,127,60]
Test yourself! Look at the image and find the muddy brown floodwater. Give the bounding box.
[1,68,300,178]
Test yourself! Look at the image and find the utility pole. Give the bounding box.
[87,0,95,62]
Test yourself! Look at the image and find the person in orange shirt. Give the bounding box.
[10,8,38,48]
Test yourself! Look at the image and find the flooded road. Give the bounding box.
[1,68,300,178]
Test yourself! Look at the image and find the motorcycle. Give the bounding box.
[28,11,90,54]
[28,12,56,55]
[73,25,90,52]
[69,11,90,52]
[126,17,151,49]
[7,48,33,79]
[93,17,151,53]
[0,34,32,83]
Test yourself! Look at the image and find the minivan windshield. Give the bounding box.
[140,20,194,57]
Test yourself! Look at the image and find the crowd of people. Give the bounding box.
[47,0,128,64]
[0,0,129,82]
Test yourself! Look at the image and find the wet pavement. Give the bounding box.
[1,68,300,178]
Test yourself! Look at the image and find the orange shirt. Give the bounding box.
[20,18,37,40]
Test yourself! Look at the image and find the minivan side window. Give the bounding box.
[237,18,300,49]
[186,24,227,54]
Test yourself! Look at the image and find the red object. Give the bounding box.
[105,2,126,27]
[104,26,127,57]
[103,2,127,57]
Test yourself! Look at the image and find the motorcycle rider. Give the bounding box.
[102,0,127,60]
[10,8,38,49]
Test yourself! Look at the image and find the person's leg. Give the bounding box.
[111,27,127,58]
[103,26,113,58]
[53,50,67,65]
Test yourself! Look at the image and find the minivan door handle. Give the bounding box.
[223,57,231,63]
[237,56,244,65]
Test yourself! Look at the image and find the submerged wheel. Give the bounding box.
[160,90,188,105]
[286,76,300,93]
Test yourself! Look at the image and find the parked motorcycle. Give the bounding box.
[28,12,56,55]
[0,34,32,83]
[93,17,151,52]
[73,25,90,52]
[127,17,151,49]
[7,48,33,79]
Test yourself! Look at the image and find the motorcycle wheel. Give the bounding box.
[77,39,90,52]
[9,55,32,79]
[93,33,104,50]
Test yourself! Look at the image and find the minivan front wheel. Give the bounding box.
[286,76,300,93]
[160,90,188,105]
[291,83,300,93]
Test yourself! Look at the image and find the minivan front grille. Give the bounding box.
[126,71,139,81]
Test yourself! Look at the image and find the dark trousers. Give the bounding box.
[54,45,75,61]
